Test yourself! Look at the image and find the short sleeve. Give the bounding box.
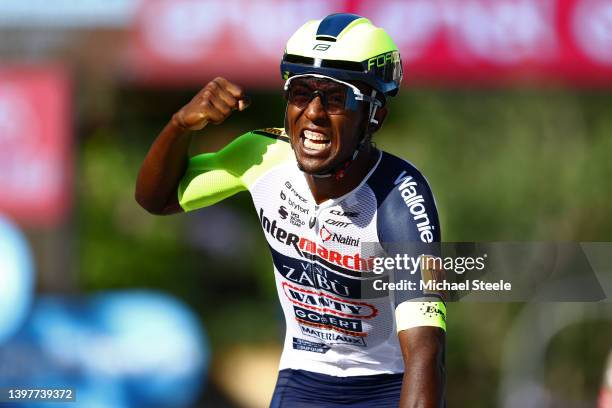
[178,129,292,211]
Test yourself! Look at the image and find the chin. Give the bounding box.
[296,156,334,175]
[292,140,344,175]
[297,160,324,175]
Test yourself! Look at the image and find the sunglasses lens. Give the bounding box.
[287,82,313,109]
[287,77,349,114]
[323,87,347,114]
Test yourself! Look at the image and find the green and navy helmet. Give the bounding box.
[280,13,403,97]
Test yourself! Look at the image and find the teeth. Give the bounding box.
[304,137,327,150]
[304,130,330,142]
[303,130,330,151]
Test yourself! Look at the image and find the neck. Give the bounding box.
[304,146,379,204]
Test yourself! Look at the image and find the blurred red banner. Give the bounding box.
[0,67,72,227]
[127,0,612,87]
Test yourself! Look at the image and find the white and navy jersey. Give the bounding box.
[178,128,446,377]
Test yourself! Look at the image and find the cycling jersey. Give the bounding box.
[178,128,446,377]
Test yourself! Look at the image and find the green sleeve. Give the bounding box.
[178,129,292,211]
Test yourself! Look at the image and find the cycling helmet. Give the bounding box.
[280,13,403,97]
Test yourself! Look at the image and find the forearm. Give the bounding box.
[135,115,191,214]
[399,352,444,408]
[398,327,446,408]
[136,77,249,215]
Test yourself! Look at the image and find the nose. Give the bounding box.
[303,94,328,122]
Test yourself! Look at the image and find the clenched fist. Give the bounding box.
[172,77,250,131]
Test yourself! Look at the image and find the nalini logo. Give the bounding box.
[320,226,332,241]
[319,226,360,247]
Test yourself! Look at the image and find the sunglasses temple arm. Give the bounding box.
[368,90,380,125]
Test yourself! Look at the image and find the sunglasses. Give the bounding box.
[284,74,381,115]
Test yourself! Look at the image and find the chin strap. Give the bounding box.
[312,90,380,181]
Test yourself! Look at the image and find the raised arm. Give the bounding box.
[135,77,249,215]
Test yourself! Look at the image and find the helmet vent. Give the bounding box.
[283,54,363,72]
[315,35,337,42]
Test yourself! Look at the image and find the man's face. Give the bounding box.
[284,76,369,175]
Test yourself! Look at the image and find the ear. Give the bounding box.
[368,105,388,134]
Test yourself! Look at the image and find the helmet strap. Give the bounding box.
[368,90,380,125]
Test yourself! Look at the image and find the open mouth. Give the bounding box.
[302,130,331,152]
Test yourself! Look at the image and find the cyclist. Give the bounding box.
[136,13,446,407]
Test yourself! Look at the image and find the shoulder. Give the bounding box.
[243,127,293,166]
[189,127,292,164]
[184,127,293,185]
[367,151,434,206]
[228,127,294,187]
[237,127,292,159]
[224,127,291,153]
[367,150,440,243]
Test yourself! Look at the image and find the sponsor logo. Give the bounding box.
[288,197,308,214]
[272,250,389,300]
[284,181,307,203]
[259,127,285,136]
[278,206,305,226]
[260,209,374,271]
[292,337,330,354]
[289,212,305,227]
[300,326,366,346]
[260,208,302,253]
[330,209,359,218]
[282,282,377,319]
[313,43,331,51]
[280,262,352,297]
[393,171,436,243]
[320,226,332,241]
[367,51,400,70]
[325,218,352,228]
[320,226,360,247]
[293,305,364,336]
[299,236,373,271]
[420,304,447,323]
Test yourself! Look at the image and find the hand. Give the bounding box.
[173,77,250,131]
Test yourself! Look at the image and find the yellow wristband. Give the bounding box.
[395,301,447,333]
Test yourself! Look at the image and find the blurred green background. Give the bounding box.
[76,87,612,407]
